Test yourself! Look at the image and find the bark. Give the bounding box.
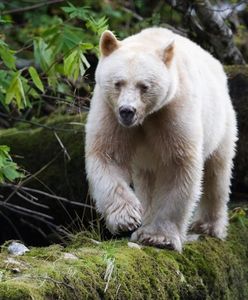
[165,0,246,64]
[192,0,245,64]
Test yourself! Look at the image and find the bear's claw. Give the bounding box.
[131,223,182,252]
[190,220,227,240]
[105,199,142,234]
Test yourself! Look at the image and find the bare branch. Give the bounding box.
[1,183,94,209]
[0,202,53,220]
[2,0,65,15]
[0,112,78,132]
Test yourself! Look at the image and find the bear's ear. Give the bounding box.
[100,30,119,57]
[159,38,175,66]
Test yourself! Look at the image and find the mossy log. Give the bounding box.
[0,220,247,300]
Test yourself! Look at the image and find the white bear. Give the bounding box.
[85,27,237,252]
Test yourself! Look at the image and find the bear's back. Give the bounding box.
[122,27,222,72]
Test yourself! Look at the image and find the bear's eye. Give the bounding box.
[137,83,149,93]
[114,81,124,89]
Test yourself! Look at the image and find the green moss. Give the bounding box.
[224,65,248,78]
[0,283,32,300]
[0,220,247,300]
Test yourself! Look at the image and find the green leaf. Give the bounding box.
[0,145,10,158]
[80,53,90,69]
[64,49,78,77]
[79,43,94,51]
[5,72,19,105]
[2,164,21,181]
[0,45,16,69]
[17,76,26,106]
[62,3,90,20]
[28,66,44,93]
[63,46,91,80]
[5,72,28,109]
[0,145,23,183]
[86,16,108,36]
[34,38,53,72]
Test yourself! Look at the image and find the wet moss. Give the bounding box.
[225,65,248,78]
[0,220,247,300]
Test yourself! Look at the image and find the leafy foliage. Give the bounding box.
[0,145,23,183]
[0,2,111,114]
[0,2,110,183]
[230,207,248,227]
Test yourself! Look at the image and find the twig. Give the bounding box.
[104,257,115,293]
[205,1,247,14]
[0,112,78,132]
[1,183,94,209]
[2,0,65,15]
[14,274,76,290]
[16,191,49,209]
[54,132,71,161]
[121,7,144,21]
[4,151,63,203]
[0,203,57,228]
[0,202,53,220]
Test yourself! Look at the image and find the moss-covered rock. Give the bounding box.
[0,219,247,300]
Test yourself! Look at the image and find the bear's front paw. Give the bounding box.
[190,219,227,240]
[131,222,182,252]
[105,195,142,234]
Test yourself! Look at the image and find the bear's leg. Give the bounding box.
[87,155,142,234]
[190,131,236,239]
[132,169,155,220]
[131,154,203,252]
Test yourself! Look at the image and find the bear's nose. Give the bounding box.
[119,106,136,124]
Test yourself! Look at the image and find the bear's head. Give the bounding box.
[95,30,177,128]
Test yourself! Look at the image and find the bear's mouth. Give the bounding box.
[118,115,138,128]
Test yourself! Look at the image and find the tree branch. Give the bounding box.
[192,0,245,64]
[2,0,65,15]
[165,0,246,64]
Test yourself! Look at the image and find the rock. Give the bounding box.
[127,242,142,249]
[63,252,78,260]
[89,238,101,245]
[186,234,200,242]
[4,257,22,265]
[7,242,29,256]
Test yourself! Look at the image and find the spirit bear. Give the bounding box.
[85,28,237,252]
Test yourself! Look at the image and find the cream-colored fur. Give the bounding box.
[85,28,237,252]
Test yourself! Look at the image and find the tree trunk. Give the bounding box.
[165,0,246,64]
